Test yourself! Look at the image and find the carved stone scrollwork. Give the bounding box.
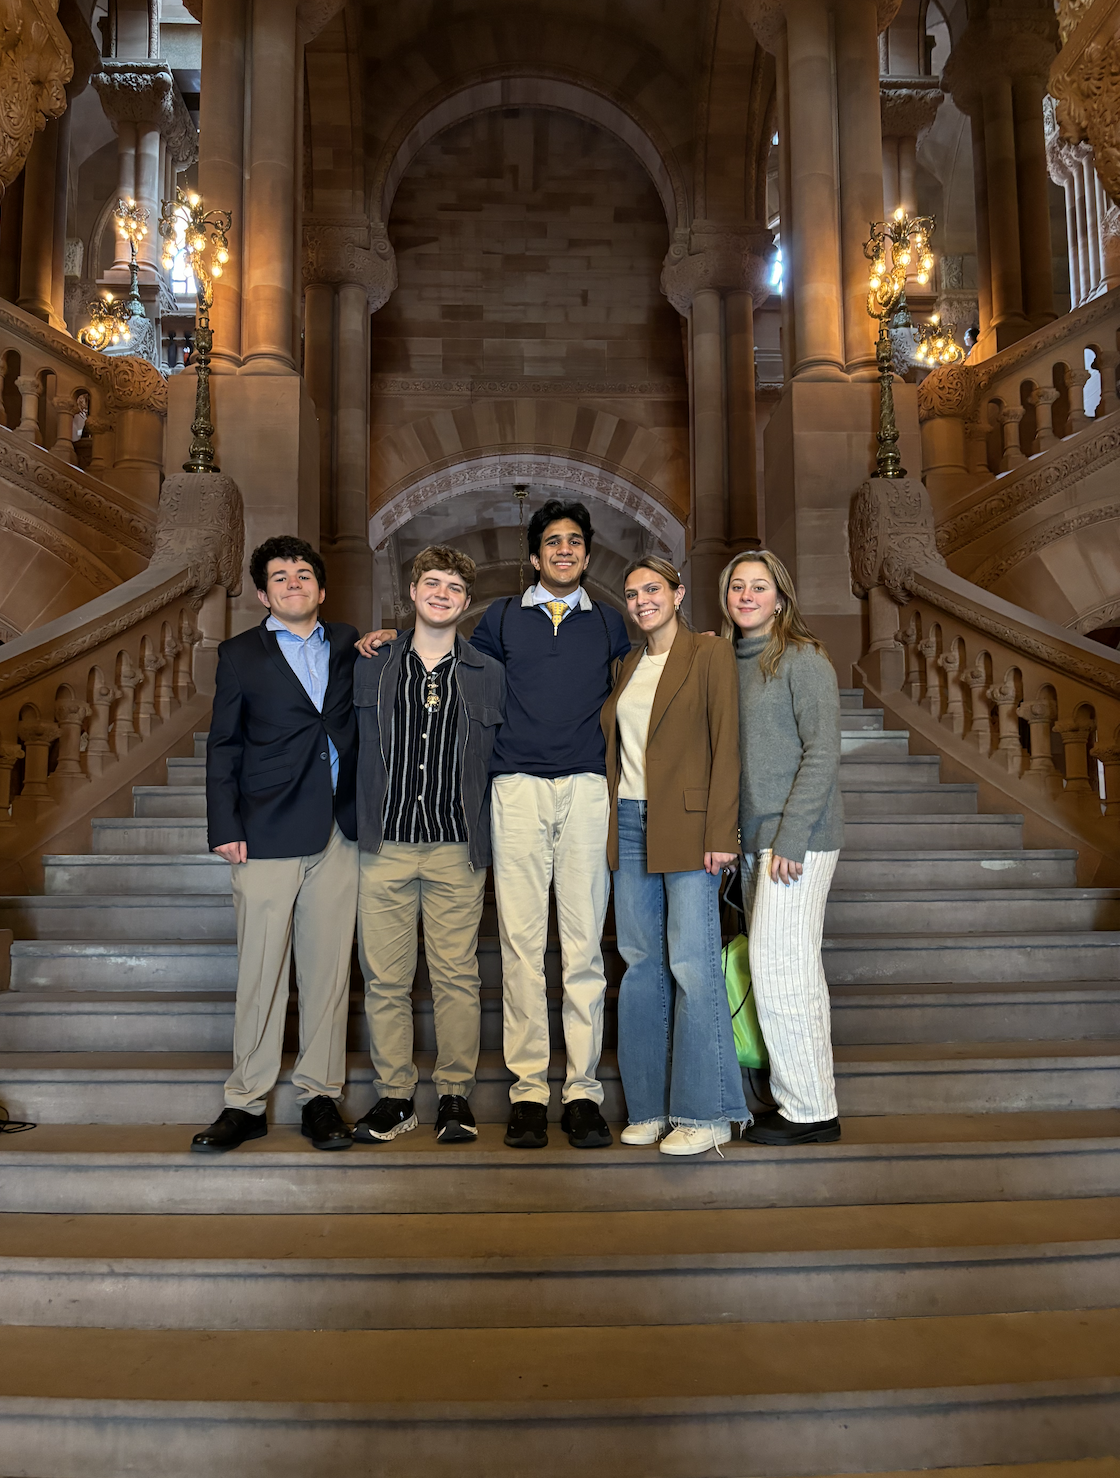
[302,217,397,314]
[880,77,944,141]
[106,355,168,415]
[660,220,775,315]
[850,476,946,603]
[0,0,73,195]
[91,59,198,167]
[1052,30,1120,207]
[150,471,244,599]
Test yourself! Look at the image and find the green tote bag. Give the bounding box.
[721,931,769,1071]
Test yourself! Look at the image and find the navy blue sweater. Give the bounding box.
[471,594,631,778]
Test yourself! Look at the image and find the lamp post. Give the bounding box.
[114,197,148,319]
[79,197,150,352]
[158,186,232,474]
[863,208,938,479]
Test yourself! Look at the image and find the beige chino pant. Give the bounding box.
[491,772,611,1107]
[224,823,359,1116]
[358,841,486,1099]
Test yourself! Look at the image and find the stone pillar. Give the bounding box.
[134,122,162,273]
[110,121,138,273]
[835,0,885,380]
[661,223,773,632]
[944,12,1058,356]
[784,0,846,381]
[17,121,61,325]
[303,280,334,515]
[879,77,945,302]
[197,0,246,370]
[241,0,300,373]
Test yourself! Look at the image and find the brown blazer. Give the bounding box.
[601,624,740,873]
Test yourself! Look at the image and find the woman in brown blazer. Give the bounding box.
[601,557,748,1156]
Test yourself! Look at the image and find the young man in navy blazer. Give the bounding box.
[193,535,360,1154]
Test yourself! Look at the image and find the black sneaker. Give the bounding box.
[504,1100,548,1149]
[352,1096,418,1143]
[435,1094,477,1143]
[740,1110,841,1145]
[560,1098,613,1148]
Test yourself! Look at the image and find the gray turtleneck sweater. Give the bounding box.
[735,632,844,862]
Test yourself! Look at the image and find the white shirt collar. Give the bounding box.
[523,583,591,612]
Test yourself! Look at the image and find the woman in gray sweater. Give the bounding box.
[720,549,844,1146]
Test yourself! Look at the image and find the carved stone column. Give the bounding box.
[944,11,1059,354]
[661,222,773,632]
[16,118,62,325]
[836,0,887,379]
[879,78,944,288]
[302,217,398,628]
[198,0,247,371]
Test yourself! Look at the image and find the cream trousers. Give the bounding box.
[224,823,359,1115]
[491,772,610,1106]
[741,847,840,1123]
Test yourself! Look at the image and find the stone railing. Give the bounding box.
[0,472,243,892]
[918,288,1120,505]
[851,476,1120,883]
[0,299,167,508]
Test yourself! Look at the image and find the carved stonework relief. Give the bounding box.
[0,0,73,195]
[151,472,244,597]
[660,221,774,314]
[850,476,945,604]
[303,217,397,313]
[91,59,198,167]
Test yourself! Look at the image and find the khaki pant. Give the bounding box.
[491,772,610,1107]
[224,823,359,1115]
[358,841,486,1099]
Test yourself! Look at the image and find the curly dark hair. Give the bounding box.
[250,536,326,592]
[528,499,594,558]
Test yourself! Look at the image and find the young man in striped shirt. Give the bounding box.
[350,547,506,1144]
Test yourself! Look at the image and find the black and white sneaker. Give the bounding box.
[352,1096,418,1143]
[435,1094,478,1142]
[560,1098,613,1148]
[504,1100,548,1148]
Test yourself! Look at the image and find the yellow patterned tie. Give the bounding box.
[544,599,569,634]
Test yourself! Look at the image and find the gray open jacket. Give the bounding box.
[353,632,506,871]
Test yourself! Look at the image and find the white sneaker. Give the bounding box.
[620,1117,669,1145]
[659,1122,732,1157]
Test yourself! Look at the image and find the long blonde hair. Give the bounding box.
[718,549,825,679]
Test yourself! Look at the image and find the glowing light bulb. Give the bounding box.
[216,248,229,264]
[189,193,200,207]
[869,274,881,289]
[873,258,886,276]
[894,206,905,221]
[897,250,911,267]
[211,263,222,278]
[916,271,928,284]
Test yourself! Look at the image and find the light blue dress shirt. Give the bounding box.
[265,615,338,791]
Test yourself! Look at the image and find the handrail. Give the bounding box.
[851,476,1120,883]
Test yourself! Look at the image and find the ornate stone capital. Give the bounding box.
[943,11,1059,116]
[660,220,774,314]
[91,59,198,166]
[302,217,397,313]
[0,0,74,195]
[849,476,945,604]
[880,76,944,140]
[1051,5,1120,207]
[738,0,902,56]
[151,472,244,598]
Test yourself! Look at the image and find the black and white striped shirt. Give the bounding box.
[382,643,467,844]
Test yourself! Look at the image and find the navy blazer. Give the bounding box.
[206,618,359,859]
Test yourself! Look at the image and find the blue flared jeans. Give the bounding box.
[612,799,748,1126]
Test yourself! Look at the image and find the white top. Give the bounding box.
[616,649,670,800]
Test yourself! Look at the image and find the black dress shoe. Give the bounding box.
[504,1100,548,1148]
[301,1095,353,1151]
[190,1107,267,1154]
[740,1110,841,1145]
[435,1094,478,1142]
[560,1098,613,1148]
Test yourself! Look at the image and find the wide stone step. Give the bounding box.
[836,707,885,731]
[95,815,208,851]
[130,787,208,819]
[823,931,1120,983]
[825,889,1120,935]
[833,850,1078,890]
[842,783,978,815]
[838,755,941,781]
[2,1041,1117,1124]
[44,854,230,896]
[842,814,1024,848]
[829,982,1120,1044]
[1,1198,1115,1332]
[0,895,235,941]
[1,1310,1116,1477]
[9,940,240,991]
[3,1114,1119,1215]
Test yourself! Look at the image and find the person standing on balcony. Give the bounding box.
[349,547,505,1147]
[600,558,747,1157]
[194,536,360,1155]
[721,550,844,1147]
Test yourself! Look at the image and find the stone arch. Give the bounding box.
[374,74,687,235]
[369,450,687,570]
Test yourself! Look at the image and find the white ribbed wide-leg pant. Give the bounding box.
[740,847,840,1123]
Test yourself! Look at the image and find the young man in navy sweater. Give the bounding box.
[470,500,630,1148]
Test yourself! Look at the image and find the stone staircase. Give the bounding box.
[0,687,1118,1475]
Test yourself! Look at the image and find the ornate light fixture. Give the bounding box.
[912,312,964,367]
[864,206,939,479]
[78,291,132,350]
[514,483,530,592]
[158,186,232,474]
[114,197,148,318]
